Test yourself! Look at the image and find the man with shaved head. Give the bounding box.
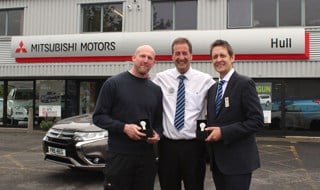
[93,45,163,190]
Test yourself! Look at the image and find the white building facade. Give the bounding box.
[0,0,320,131]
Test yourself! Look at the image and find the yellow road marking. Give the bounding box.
[4,154,25,169]
[289,145,317,190]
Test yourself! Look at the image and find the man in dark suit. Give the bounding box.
[205,39,264,190]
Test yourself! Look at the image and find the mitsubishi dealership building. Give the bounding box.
[0,0,320,132]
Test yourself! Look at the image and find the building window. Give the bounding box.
[228,0,252,28]
[279,0,301,26]
[6,81,33,127]
[152,0,197,30]
[36,80,65,122]
[255,79,320,131]
[82,3,123,32]
[228,0,320,28]
[306,0,320,26]
[0,9,23,36]
[253,0,277,27]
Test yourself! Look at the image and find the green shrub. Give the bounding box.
[40,118,55,131]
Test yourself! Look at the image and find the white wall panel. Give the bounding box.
[0,38,15,64]
[0,62,130,78]
[233,61,320,78]
[0,0,27,8]
[309,32,320,60]
[198,0,227,30]
[24,0,79,35]
[124,0,151,32]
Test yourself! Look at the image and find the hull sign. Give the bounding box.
[11,28,309,63]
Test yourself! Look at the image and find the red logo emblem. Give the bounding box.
[15,41,27,53]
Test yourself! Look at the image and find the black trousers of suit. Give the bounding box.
[211,156,252,190]
[103,152,157,190]
[158,137,206,190]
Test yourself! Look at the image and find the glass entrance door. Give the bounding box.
[270,81,285,129]
[255,78,320,132]
[79,81,99,115]
[0,81,3,125]
[7,81,34,127]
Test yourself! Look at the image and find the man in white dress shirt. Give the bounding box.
[153,37,215,190]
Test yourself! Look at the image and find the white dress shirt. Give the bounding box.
[153,67,215,139]
[218,68,235,97]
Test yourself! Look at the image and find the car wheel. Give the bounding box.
[269,118,280,130]
[12,119,19,126]
[310,120,320,130]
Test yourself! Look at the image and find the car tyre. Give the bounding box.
[269,118,280,130]
[310,120,320,131]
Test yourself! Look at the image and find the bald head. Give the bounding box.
[130,44,156,78]
[134,45,156,57]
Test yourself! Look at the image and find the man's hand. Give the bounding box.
[205,126,222,142]
[123,124,146,140]
[146,130,160,144]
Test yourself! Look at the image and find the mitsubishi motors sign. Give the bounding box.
[11,28,309,63]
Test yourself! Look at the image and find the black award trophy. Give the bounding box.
[138,119,153,139]
[196,120,208,140]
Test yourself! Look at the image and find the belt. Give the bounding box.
[161,136,197,143]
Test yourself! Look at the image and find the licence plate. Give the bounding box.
[48,146,66,157]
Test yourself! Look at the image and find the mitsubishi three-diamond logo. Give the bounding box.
[15,41,27,53]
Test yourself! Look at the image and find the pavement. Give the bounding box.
[256,131,320,190]
[0,128,320,190]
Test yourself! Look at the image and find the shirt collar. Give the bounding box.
[174,67,193,80]
[219,68,234,83]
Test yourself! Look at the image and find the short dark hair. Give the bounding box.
[210,39,234,58]
[171,37,192,54]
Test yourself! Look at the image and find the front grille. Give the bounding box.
[44,128,86,165]
[47,136,69,144]
[46,128,75,145]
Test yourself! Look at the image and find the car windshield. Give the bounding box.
[15,90,33,100]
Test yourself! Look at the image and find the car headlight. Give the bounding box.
[74,131,108,141]
[14,106,23,110]
[42,128,56,141]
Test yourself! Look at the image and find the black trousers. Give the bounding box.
[158,137,206,190]
[211,157,252,190]
[103,152,157,190]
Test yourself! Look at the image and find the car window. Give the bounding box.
[15,90,33,100]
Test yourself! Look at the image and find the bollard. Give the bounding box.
[28,107,33,131]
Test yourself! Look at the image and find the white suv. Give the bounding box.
[7,88,33,125]
[258,94,271,106]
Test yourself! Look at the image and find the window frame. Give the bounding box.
[227,0,252,29]
[81,3,123,33]
[0,8,24,36]
[228,0,320,28]
[151,0,197,31]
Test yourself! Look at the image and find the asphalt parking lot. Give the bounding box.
[0,130,320,190]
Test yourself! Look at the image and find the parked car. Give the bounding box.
[42,113,108,171]
[258,94,271,106]
[7,88,33,125]
[270,99,320,130]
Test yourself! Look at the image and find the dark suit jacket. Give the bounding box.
[207,71,264,175]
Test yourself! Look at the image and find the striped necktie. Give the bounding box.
[174,75,186,131]
[215,80,225,114]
